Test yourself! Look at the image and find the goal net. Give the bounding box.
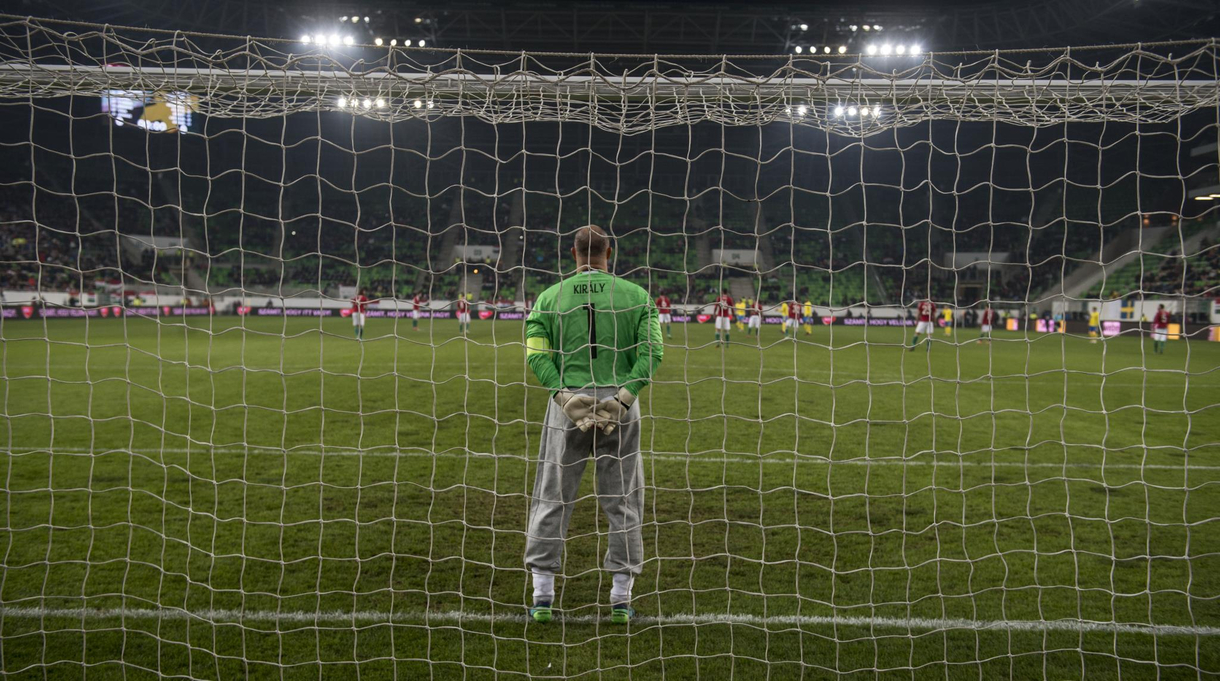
[1,17,1219,678]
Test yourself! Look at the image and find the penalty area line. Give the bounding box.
[2,446,1219,471]
[0,605,1217,637]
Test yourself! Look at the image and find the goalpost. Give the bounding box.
[1,17,1219,678]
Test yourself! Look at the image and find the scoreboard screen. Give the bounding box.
[101,90,197,133]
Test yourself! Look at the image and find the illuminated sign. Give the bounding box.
[239,308,456,319]
[102,90,197,133]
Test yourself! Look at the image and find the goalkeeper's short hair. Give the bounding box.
[574,225,610,258]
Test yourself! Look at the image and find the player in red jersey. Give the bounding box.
[351,288,369,339]
[978,306,996,345]
[713,289,734,344]
[1151,304,1171,354]
[655,293,673,339]
[411,292,427,331]
[909,298,936,350]
[783,298,801,338]
[747,297,762,336]
[456,294,471,335]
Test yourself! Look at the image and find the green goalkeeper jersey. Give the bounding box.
[525,269,663,396]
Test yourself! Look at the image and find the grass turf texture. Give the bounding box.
[1,315,1218,680]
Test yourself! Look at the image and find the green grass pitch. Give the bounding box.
[1,315,1218,679]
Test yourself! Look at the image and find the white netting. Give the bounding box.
[0,16,1218,679]
[1,19,1218,128]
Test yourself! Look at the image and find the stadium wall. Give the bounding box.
[5,292,1217,330]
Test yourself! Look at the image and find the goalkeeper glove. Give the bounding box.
[554,390,598,432]
[593,387,636,435]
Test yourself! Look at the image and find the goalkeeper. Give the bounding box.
[523,225,663,625]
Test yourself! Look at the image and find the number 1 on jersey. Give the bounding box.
[586,304,598,359]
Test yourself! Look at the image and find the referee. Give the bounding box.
[523,224,664,624]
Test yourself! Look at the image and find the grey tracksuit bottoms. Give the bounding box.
[524,387,645,576]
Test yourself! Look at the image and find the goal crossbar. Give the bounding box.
[2,62,1216,130]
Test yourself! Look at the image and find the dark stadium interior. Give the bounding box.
[11,0,1220,53]
[2,71,1217,313]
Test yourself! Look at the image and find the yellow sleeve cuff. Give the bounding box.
[525,336,551,356]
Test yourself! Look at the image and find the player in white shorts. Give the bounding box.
[654,293,673,339]
[909,298,936,350]
[351,288,369,339]
[411,293,427,330]
[977,306,995,345]
[1151,304,1170,353]
[456,295,471,334]
[713,289,734,344]
[747,299,762,334]
[783,300,800,337]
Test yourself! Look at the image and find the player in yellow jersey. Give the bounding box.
[802,300,813,335]
[735,298,746,331]
[942,306,953,336]
[1088,307,1100,343]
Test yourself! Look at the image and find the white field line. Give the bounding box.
[2,446,1219,471]
[0,605,1216,637]
[4,359,1218,390]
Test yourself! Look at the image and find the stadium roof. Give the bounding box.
[14,0,1220,55]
